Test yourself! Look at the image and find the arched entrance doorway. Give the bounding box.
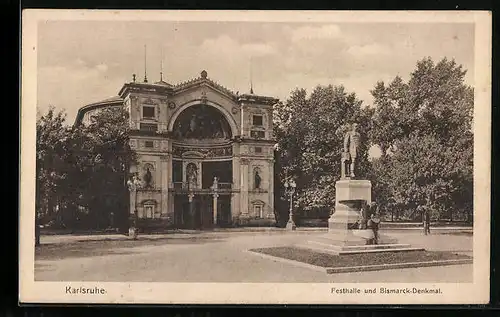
[170,104,234,229]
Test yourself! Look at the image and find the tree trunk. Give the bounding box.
[35,218,41,247]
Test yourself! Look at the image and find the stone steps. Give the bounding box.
[297,240,425,255]
[308,239,413,250]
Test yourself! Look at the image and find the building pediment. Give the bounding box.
[173,71,238,101]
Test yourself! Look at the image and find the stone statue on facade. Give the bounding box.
[341,123,361,179]
[143,167,153,188]
[212,176,219,190]
[254,170,261,189]
[186,163,198,189]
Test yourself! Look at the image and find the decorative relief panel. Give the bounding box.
[239,145,249,155]
[172,145,233,158]
[158,123,168,133]
[136,139,162,150]
[160,140,169,152]
[142,97,158,105]
[249,146,265,155]
[130,139,138,149]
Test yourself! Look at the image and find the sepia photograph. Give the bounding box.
[20,10,491,304]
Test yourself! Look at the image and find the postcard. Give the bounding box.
[20,10,491,305]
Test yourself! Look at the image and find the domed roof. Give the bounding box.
[86,96,123,106]
[74,96,124,126]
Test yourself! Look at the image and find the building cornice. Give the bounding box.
[118,82,174,98]
[238,94,279,106]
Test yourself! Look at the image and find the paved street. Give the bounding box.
[35,230,473,283]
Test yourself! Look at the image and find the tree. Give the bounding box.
[36,105,136,236]
[370,76,407,158]
[369,57,473,221]
[72,107,137,230]
[36,107,72,244]
[274,85,372,213]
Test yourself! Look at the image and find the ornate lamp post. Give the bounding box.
[284,179,297,231]
[126,174,142,240]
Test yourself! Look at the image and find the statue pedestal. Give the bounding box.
[328,179,371,237]
[334,179,372,205]
[297,178,422,254]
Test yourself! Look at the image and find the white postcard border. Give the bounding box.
[20,10,492,305]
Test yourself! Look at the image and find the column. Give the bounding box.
[267,158,275,220]
[160,155,169,217]
[240,158,249,217]
[213,193,219,225]
[167,142,175,222]
[129,190,136,216]
[231,148,241,222]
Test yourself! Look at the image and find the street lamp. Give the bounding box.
[126,174,142,240]
[284,179,297,231]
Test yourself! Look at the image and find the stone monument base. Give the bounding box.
[297,178,424,255]
[297,233,424,255]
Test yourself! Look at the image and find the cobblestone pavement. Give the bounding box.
[35,230,473,283]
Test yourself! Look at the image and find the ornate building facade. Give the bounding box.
[75,70,279,228]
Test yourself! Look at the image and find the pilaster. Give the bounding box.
[267,158,275,219]
[160,155,170,217]
[239,158,250,218]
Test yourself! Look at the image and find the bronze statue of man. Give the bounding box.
[342,123,361,178]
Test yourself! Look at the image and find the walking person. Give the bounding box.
[419,205,430,235]
[367,211,381,245]
[424,207,431,235]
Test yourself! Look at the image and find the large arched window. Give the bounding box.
[172,104,232,140]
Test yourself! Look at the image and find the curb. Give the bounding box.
[244,250,327,273]
[325,259,473,274]
[246,250,473,274]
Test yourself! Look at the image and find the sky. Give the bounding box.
[37,21,475,125]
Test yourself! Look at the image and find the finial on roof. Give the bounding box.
[132,74,136,82]
[144,44,148,83]
[249,57,254,94]
[201,70,208,79]
[160,45,164,82]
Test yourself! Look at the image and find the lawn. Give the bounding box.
[250,247,471,268]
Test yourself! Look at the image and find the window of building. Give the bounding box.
[250,130,265,139]
[172,160,183,185]
[144,204,155,219]
[140,123,158,132]
[254,147,262,153]
[252,115,263,126]
[142,106,155,119]
[145,140,154,148]
[254,204,264,218]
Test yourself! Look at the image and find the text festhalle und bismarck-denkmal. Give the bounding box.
[331,287,442,295]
